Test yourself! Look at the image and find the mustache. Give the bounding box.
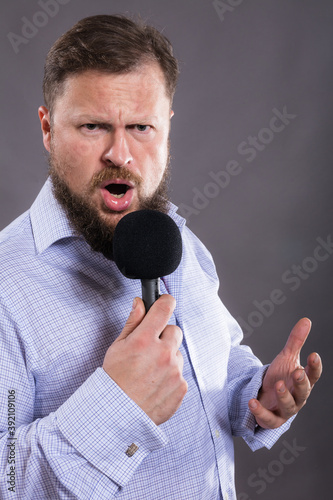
[89,167,144,192]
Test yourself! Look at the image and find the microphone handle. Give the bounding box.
[141,278,161,312]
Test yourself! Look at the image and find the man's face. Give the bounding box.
[39,63,173,257]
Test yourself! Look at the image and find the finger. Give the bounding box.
[305,352,322,387]
[160,324,183,350]
[277,378,307,415]
[133,294,176,340]
[283,317,312,357]
[117,297,146,341]
[248,399,285,429]
[174,349,185,375]
[288,369,311,408]
[176,349,184,366]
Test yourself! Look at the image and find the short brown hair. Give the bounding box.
[43,14,179,113]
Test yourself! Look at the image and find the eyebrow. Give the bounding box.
[72,113,158,124]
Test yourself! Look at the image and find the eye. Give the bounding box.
[134,124,151,133]
[83,124,100,131]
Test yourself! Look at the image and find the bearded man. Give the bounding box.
[0,15,322,500]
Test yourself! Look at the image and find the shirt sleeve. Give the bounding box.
[0,301,168,499]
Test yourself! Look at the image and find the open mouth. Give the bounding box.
[100,180,134,212]
[105,183,130,199]
[100,179,135,212]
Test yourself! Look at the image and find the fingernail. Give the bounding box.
[249,401,257,410]
[297,370,305,381]
[131,298,137,312]
[278,383,285,393]
[313,353,319,364]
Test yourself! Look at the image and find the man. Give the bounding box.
[0,15,322,500]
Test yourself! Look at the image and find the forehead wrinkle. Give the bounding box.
[69,97,164,128]
[52,65,171,126]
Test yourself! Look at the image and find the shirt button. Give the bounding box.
[223,492,229,500]
[215,429,220,438]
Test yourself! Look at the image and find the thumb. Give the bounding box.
[116,297,146,341]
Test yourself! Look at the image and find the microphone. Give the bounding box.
[113,209,182,312]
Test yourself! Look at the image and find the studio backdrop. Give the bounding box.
[1,1,332,499]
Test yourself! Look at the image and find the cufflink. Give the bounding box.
[125,443,139,457]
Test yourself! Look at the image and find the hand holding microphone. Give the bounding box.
[103,294,187,425]
[102,210,187,425]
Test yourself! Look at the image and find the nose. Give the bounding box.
[102,130,133,167]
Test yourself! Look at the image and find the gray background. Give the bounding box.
[1,1,332,498]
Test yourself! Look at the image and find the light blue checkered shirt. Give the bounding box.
[0,179,293,499]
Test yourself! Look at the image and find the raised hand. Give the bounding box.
[103,294,188,425]
[248,317,322,429]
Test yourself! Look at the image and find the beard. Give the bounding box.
[48,152,171,261]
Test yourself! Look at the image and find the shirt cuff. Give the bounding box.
[240,364,296,451]
[56,367,168,487]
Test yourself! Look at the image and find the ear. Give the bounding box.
[170,109,174,119]
[38,106,52,152]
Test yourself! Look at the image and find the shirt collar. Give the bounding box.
[30,177,186,255]
[30,178,77,255]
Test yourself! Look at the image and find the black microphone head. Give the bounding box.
[113,209,182,279]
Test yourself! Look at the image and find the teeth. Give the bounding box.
[112,193,125,198]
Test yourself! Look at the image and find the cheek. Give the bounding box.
[142,135,168,171]
[53,128,97,160]
[154,139,169,179]
[141,148,167,191]
[52,134,96,186]
[64,139,93,163]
